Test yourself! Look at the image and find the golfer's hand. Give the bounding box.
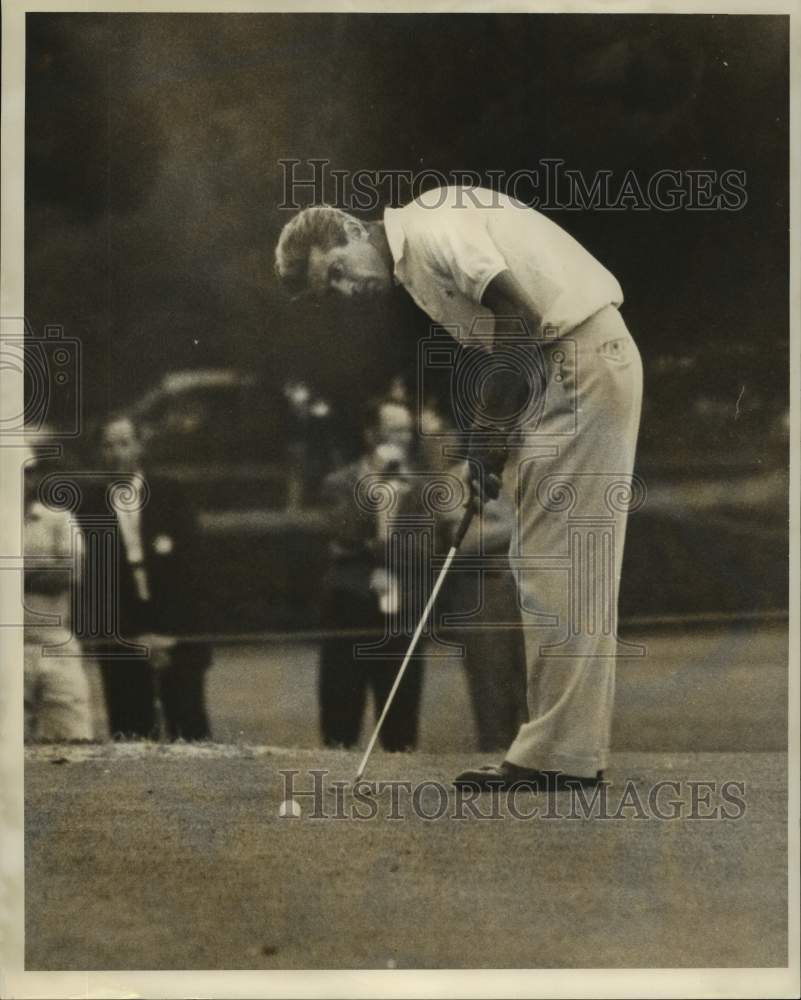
[465,469,502,513]
[464,441,508,510]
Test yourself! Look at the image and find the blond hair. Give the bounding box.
[274,206,360,296]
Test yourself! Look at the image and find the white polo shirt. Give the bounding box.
[383,186,622,340]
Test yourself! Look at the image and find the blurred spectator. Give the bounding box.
[78,414,212,740]
[420,407,528,752]
[318,399,424,750]
[24,436,92,741]
[284,379,341,506]
[386,374,410,406]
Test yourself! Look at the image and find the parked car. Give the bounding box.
[128,368,334,632]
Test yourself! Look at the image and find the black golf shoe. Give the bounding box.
[453,761,604,791]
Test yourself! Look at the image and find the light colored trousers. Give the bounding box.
[504,305,643,777]
[24,634,92,741]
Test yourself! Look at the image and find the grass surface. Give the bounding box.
[25,744,787,970]
[82,622,789,752]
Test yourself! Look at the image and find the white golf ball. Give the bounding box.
[278,798,301,818]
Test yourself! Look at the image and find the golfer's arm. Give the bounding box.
[477,270,543,422]
[481,269,544,339]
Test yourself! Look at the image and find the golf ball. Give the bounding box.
[278,798,301,818]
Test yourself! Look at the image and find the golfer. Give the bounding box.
[274,186,643,790]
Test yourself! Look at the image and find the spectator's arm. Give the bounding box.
[24,510,76,595]
[323,468,378,561]
[161,478,207,633]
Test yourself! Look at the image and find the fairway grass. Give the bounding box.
[25,744,787,970]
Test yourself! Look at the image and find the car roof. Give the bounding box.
[160,369,258,394]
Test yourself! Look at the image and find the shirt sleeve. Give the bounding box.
[414,213,509,305]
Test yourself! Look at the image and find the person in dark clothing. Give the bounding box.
[76,414,212,740]
[319,399,424,751]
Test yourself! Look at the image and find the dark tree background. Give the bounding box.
[25,12,789,456]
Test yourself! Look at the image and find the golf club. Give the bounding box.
[355,501,476,782]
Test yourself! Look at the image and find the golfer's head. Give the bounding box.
[274,206,393,301]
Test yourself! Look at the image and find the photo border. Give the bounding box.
[1,2,798,997]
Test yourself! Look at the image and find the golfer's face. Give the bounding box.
[307,236,392,300]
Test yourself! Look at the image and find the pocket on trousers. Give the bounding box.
[597,336,634,368]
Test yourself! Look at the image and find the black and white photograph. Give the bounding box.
[0,1,798,996]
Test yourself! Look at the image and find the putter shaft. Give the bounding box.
[355,505,474,781]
